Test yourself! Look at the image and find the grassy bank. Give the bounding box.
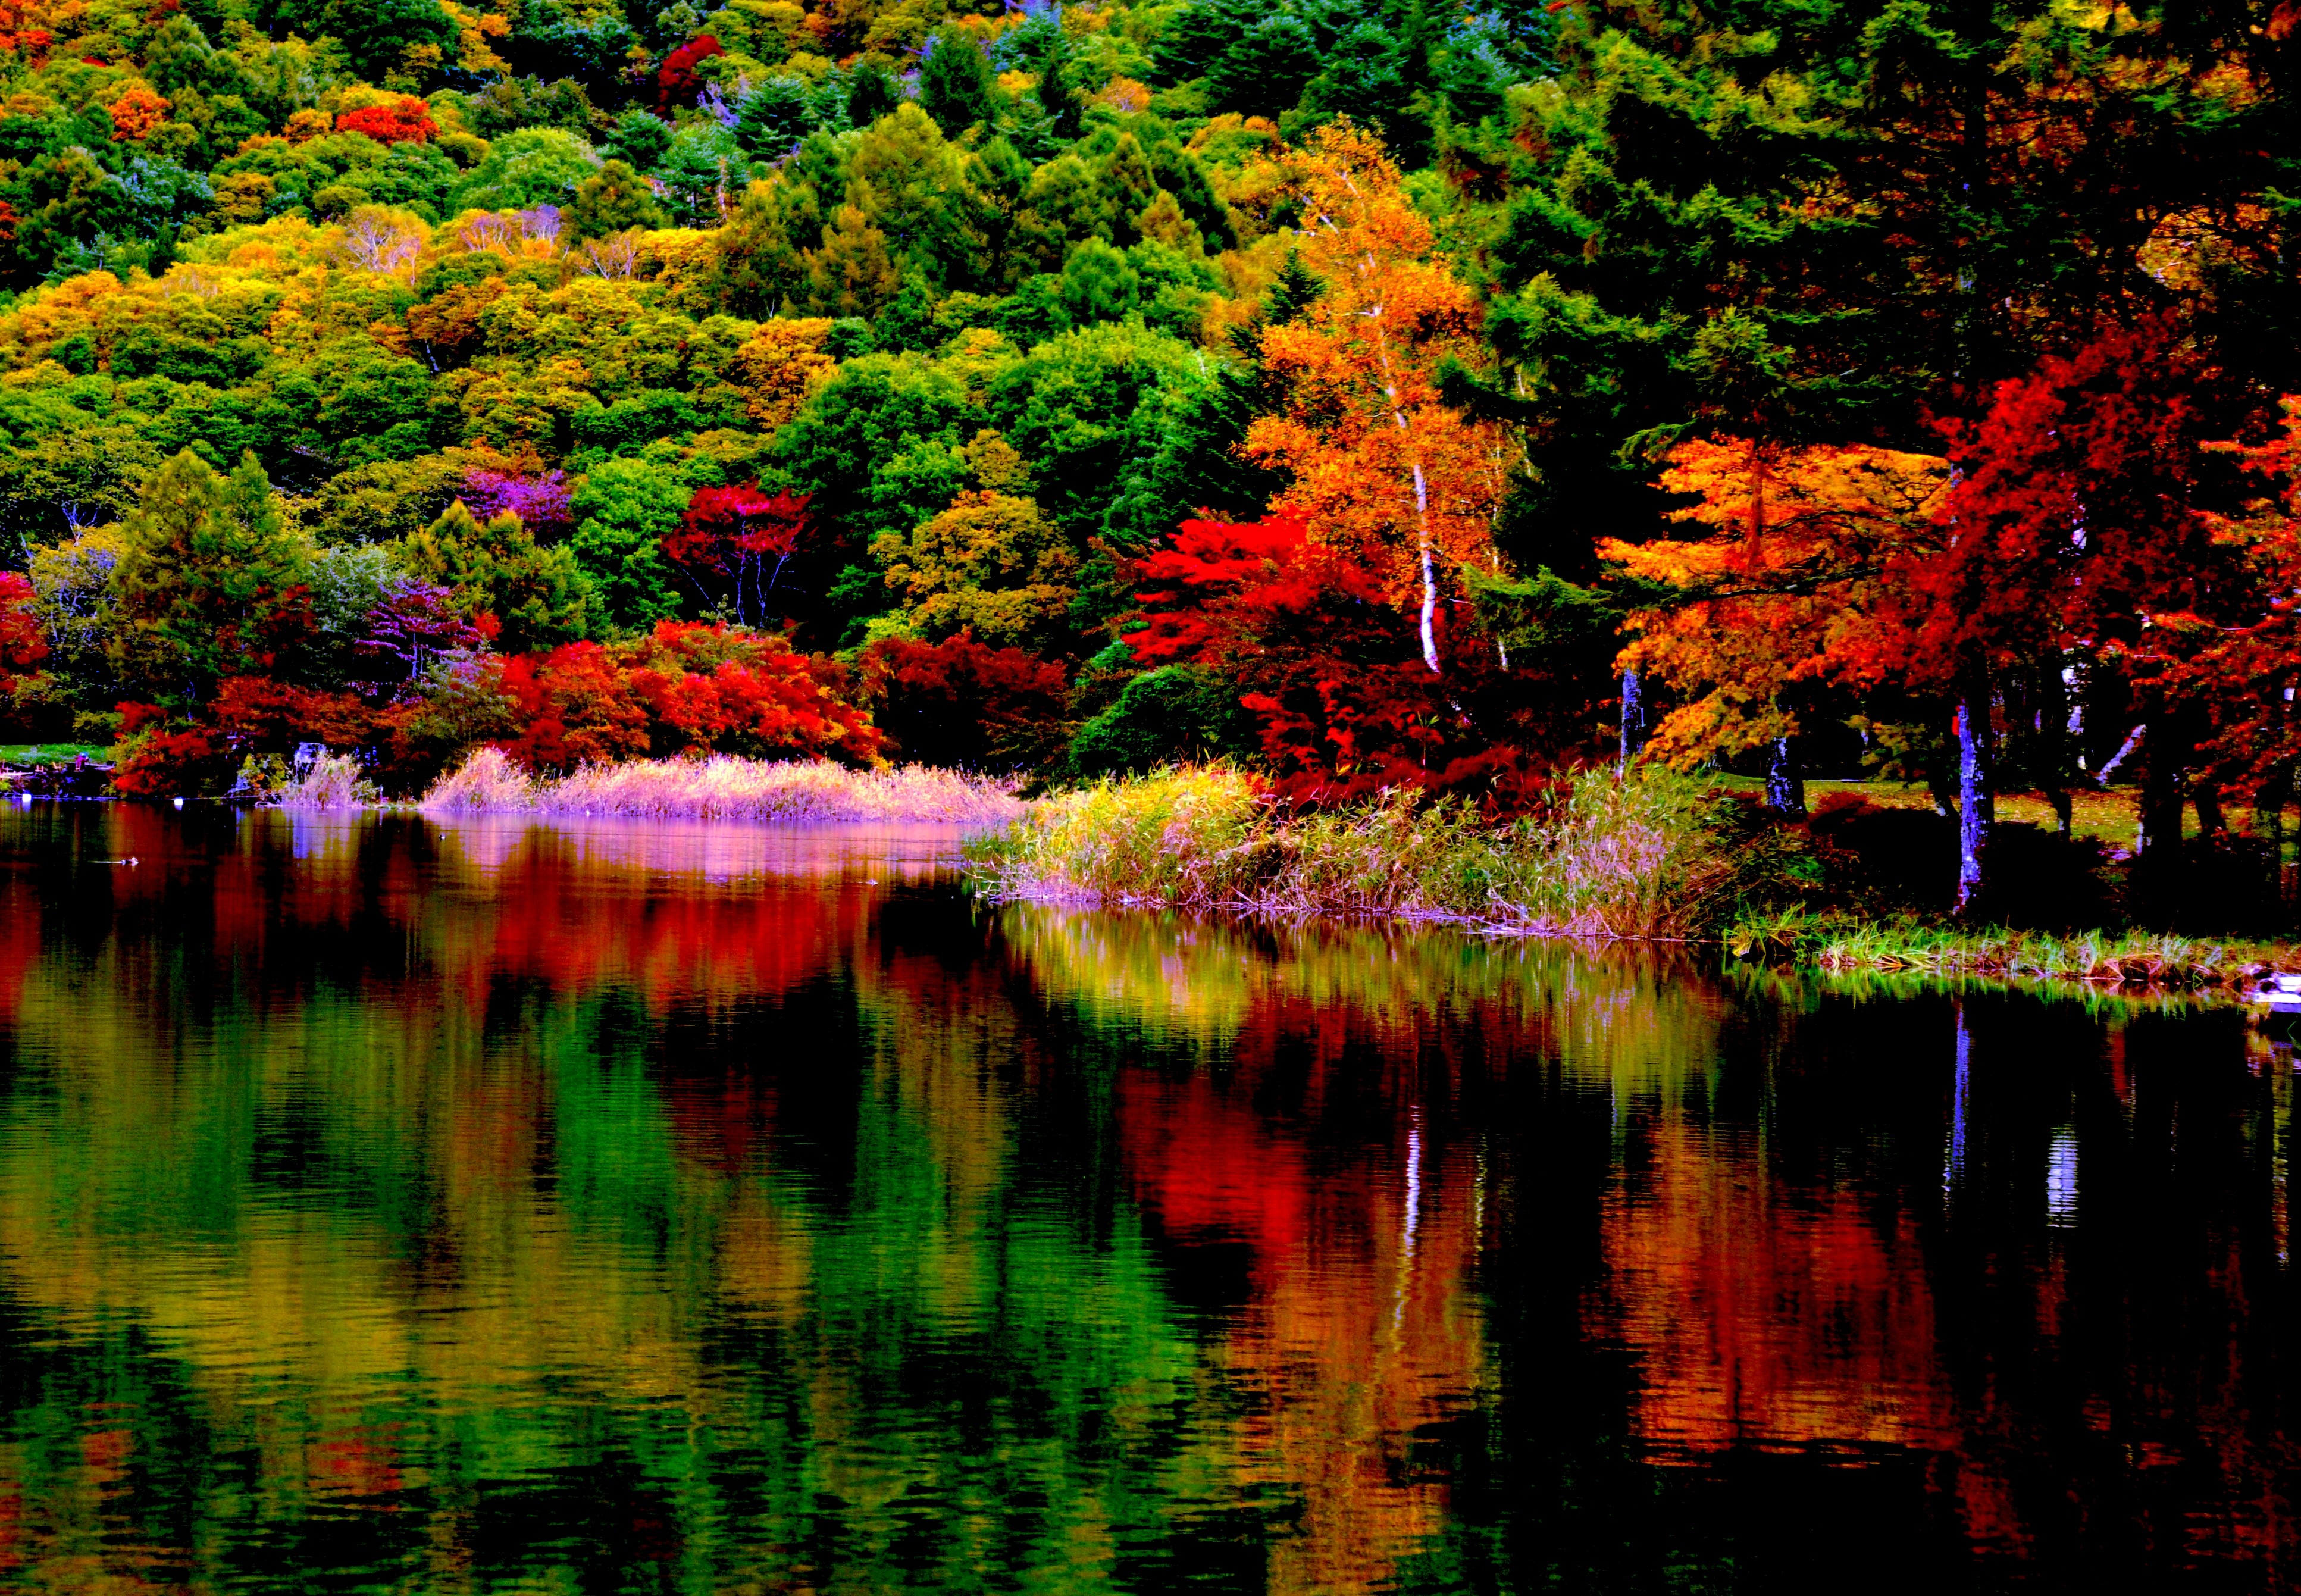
[963,764,1794,938]
[422,748,1026,826]
[1729,912,2297,988]
[963,765,2301,997]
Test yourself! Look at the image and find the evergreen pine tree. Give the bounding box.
[846,60,900,128]
[918,31,996,139]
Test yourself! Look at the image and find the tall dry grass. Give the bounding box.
[423,747,1026,825]
[276,752,378,808]
[964,764,1772,938]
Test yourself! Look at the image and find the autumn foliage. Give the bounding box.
[656,34,725,112]
[334,98,439,145]
[1129,514,1535,804]
[105,83,167,142]
[856,631,1069,771]
[0,568,51,730]
[1247,123,1508,672]
[495,621,882,773]
[662,485,813,629]
[1604,440,1952,761]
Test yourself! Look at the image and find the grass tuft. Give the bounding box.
[277,752,377,809]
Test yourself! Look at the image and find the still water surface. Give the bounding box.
[0,802,2294,1592]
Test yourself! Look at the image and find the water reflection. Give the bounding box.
[0,804,2293,1592]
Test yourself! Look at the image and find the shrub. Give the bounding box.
[278,752,378,808]
[1066,664,1254,778]
[857,632,1069,771]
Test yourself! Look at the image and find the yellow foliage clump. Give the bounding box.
[872,490,1078,650]
[1602,438,1952,761]
[732,317,837,428]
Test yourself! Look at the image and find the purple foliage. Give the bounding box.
[697,82,740,129]
[518,205,562,245]
[463,469,572,532]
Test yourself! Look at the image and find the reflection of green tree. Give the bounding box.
[0,833,1245,1592]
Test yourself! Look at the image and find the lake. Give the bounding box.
[0,801,2293,1593]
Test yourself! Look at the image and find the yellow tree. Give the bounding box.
[1245,120,1510,672]
[1602,438,1950,804]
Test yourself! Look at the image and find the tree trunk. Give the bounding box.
[1412,459,1439,673]
[2266,772,2289,932]
[1955,682,1994,917]
[1619,668,1647,772]
[2041,661,2073,835]
[1765,736,1806,818]
[2131,716,2192,927]
[2194,781,2226,840]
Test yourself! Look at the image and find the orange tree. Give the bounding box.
[1245,120,1512,674]
[1603,437,1952,813]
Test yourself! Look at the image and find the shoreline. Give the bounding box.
[25,755,2301,1006]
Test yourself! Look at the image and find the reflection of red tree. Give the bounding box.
[0,881,35,1025]
[1115,1030,1489,1594]
[1592,1119,1953,1455]
[311,1429,404,1499]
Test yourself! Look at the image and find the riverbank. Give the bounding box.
[961,763,1789,938]
[961,764,2301,999]
[1735,912,2298,989]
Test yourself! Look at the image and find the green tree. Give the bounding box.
[568,159,669,239]
[987,322,1207,543]
[450,128,602,213]
[397,500,593,653]
[1204,17,1319,117]
[1092,134,1159,248]
[108,450,309,704]
[714,176,816,315]
[1058,239,1141,325]
[569,459,688,631]
[600,109,674,172]
[918,30,997,139]
[802,192,903,318]
[265,0,458,87]
[847,60,901,127]
[962,136,1032,290]
[843,104,976,286]
[1298,23,1423,161]
[734,78,816,159]
[871,490,1079,652]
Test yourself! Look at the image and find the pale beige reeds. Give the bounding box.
[277,752,378,809]
[423,747,1025,825]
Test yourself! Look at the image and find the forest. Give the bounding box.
[0,0,2293,931]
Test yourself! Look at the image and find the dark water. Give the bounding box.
[0,802,2294,1594]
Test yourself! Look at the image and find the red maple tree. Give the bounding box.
[663,484,813,629]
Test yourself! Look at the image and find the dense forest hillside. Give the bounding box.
[0,0,2294,919]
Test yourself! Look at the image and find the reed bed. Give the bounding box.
[423,747,1026,825]
[963,764,1770,938]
